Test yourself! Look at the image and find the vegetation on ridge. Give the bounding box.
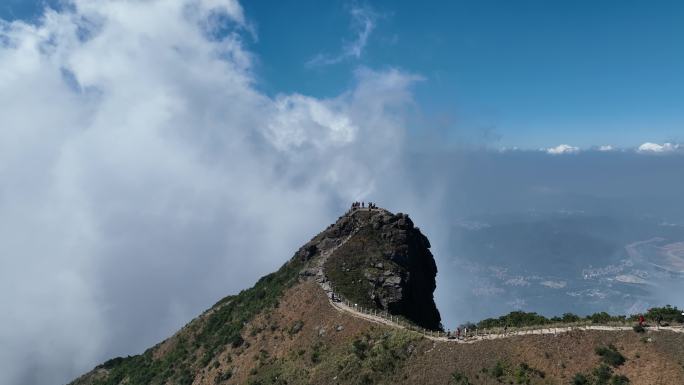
[85,257,306,385]
[473,306,683,330]
[572,344,629,385]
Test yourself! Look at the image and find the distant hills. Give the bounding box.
[445,211,684,321]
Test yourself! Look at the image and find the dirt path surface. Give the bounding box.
[312,220,684,344]
[327,298,684,344]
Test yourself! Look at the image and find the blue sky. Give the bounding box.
[243,0,684,149]
[5,0,683,149]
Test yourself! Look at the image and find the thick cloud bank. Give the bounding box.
[0,1,419,384]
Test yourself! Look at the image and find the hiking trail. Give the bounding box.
[310,213,684,343]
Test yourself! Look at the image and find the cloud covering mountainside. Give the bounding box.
[0,1,423,384]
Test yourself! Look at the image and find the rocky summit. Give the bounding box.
[296,207,441,330]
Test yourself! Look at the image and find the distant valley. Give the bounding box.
[443,211,684,323]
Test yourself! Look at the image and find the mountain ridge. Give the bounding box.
[70,207,684,385]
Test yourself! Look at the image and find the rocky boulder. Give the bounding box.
[305,208,442,330]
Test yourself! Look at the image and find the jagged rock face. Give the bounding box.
[311,208,441,330]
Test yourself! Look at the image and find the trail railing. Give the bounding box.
[322,286,683,341]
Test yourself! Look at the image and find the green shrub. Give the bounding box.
[214,369,232,384]
[610,374,630,385]
[645,305,684,323]
[475,305,680,330]
[450,371,472,385]
[477,311,550,328]
[288,320,304,335]
[589,312,612,324]
[491,361,505,378]
[593,364,613,385]
[310,342,323,364]
[178,368,193,385]
[328,330,420,385]
[595,345,626,367]
[514,365,531,384]
[633,324,645,333]
[352,339,369,360]
[98,357,125,369]
[572,373,589,385]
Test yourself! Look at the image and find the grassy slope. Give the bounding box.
[74,277,684,385]
[72,256,305,385]
[70,208,684,385]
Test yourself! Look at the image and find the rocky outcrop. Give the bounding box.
[299,207,441,330]
[366,211,441,330]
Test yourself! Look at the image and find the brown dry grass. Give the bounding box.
[192,281,684,385]
[78,280,684,385]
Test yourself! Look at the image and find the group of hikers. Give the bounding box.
[351,201,378,210]
[640,313,667,327]
[446,325,508,340]
[446,326,471,340]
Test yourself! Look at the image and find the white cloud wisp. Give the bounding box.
[306,5,377,67]
[637,142,681,154]
[546,144,580,155]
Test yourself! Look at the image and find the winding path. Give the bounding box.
[311,211,684,344]
[325,292,684,344]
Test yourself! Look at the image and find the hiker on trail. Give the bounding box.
[464,327,468,339]
[656,314,663,327]
[639,314,645,327]
[456,327,461,339]
[504,324,508,335]
[362,202,365,208]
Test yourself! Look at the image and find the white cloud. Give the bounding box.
[345,7,376,58]
[504,276,530,287]
[637,142,680,153]
[306,6,377,67]
[472,284,505,296]
[507,298,527,310]
[0,2,419,384]
[267,94,359,151]
[598,145,614,152]
[546,144,580,155]
[540,280,567,289]
[198,0,247,25]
